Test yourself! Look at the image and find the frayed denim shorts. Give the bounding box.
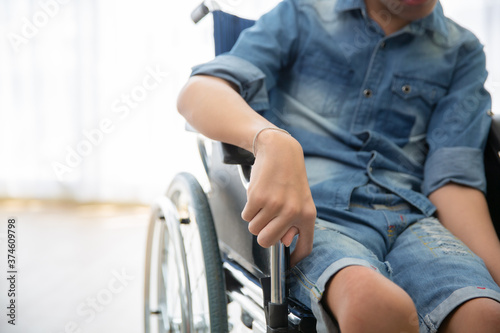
[289,183,500,333]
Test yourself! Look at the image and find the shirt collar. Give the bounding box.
[408,2,449,40]
[334,0,365,13]
[334,0,449,41]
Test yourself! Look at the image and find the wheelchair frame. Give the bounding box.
[144,3,500,332]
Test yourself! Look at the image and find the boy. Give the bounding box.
[177,0,500,331]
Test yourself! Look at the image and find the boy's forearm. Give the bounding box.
[177,75,274,152]
[429,183,500,284]
[178,75,317,265]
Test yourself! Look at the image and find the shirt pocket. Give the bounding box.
[295,53,354,117]
[390,74,447,137]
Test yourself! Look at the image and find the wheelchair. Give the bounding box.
[144,2,500,332]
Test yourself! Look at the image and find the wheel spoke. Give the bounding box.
[191,269,205,295]
[146,175,228,333]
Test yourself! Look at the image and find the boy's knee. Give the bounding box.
[324,266,418,333]
[481,300,500,328]
[441,298,500,332]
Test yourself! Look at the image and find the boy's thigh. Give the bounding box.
[387,217,500,332]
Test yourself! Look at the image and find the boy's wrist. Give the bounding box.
[253,128,301,158]
[252,127,291,156]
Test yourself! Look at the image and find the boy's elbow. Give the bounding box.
[176,75,239,120]
[176,78,195,118]
[176,75,213,119]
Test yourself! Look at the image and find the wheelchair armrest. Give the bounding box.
[221,142,255,166]
[186,122,254,167]
[485,113,500,234]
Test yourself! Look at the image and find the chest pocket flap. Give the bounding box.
[392,75,447,105]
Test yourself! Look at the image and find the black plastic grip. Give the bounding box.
[221,142,255,165]
[266,302,289,332]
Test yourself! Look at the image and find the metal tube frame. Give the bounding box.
[270,242,286,305]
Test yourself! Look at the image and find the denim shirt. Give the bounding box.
[191,0,492,219]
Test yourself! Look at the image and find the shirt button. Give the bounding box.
[363,89,373,98]
[380,41,386,49]
[487,109,494,116]
[369,167,373,173]
[402,84,411,94]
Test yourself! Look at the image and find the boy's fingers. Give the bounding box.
[290,229,313,268]
[241,200,261,222]
[256,217,290,248]
[281,226,298,247]
[247,207,275,235]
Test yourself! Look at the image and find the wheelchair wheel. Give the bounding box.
[144,172,228,333]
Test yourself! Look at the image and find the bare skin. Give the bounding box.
[429,184,500,332]
[322,1,500,331]
[321,183,500,333]
[177,0,500,330]
[440,298,500,333]
[177,75,316,267]
[429,184,500,286]
[325,266,420,333]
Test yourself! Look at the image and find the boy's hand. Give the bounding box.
[178,76,315,266]
[241,129,317,267]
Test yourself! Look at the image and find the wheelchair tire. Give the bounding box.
[144,172,228,333]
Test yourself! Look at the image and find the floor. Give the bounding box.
[0,199,253,333]
[0,199,150,333]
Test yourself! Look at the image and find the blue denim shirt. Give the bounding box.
[191,0,492,219]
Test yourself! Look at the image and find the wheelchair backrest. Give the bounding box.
[213,11,255,56]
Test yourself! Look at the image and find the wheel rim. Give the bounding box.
[171,189,211,332]
[145,198,195,333]
[145,173,225,333]
[159,222,183,332]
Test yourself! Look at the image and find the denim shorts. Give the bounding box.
[288,183,500,333]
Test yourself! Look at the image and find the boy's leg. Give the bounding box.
[440,298,500,333]
[289,217,419,332]
[386,217,500,333]
[324,265,419,333]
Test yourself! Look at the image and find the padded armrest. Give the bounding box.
[221,142,255,166]
[485,114,500,234]
[185,122,255,166]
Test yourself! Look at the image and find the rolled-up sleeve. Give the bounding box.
[191,55,270,111]
[423,38,492,196]
[190,0,300,111]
